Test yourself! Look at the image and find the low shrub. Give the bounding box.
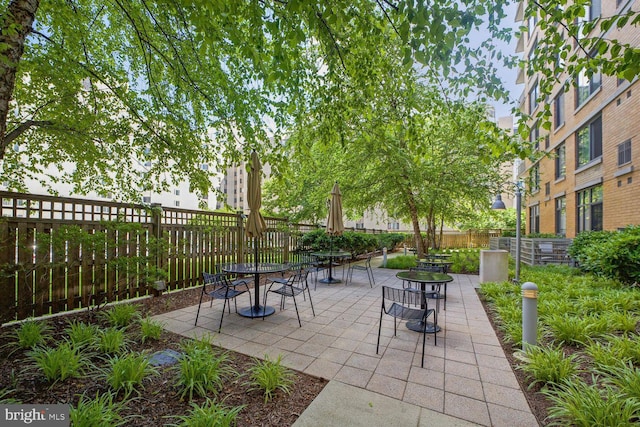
[247,354,295,403]
[7,320,53,350]
[515,345,580,388]
[28,341,89,383]
[100,304,140,328]
[168,399,245,427]
[104,352,157,396]
[382,255,416,269]
[70,391,131,427]
[568,226,640,284]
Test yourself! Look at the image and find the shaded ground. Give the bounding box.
[1,283,550,426]
[0,286,327,426]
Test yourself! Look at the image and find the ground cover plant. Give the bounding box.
[480,264,640,425]
[0,291,327,426]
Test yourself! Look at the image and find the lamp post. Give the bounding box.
[492,180,524,283]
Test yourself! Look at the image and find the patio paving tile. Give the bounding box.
[154,265,537,427]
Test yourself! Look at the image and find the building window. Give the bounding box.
[530,122,540,150]
[200,163,209,171]
[387,222,400,230]
[529,205,540,234]
[576,69,601,107]
[618,139,631,166]
[555,197,566,237]
[545,182,550,196]
[530,164,540,192]
[577,185,603,232]
[355,222,365,229]
[174,189,181,196]
[529,81,539,114]
[555,143,566,179]
[576,115,602,167]
[174,200,180,207]
[142,196,151,204]
[554,91,564,129]
[527,13,538,35]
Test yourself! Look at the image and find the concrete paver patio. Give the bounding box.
[152,258,538,427]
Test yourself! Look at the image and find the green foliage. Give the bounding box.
[515,345,580,389]
[0,388,18,404]
[382,255,417,270]
[70,392,130,427]
[375,233,406,251]
[599,362,640,401]
[65,320,99,348]
[104,352,157,396]
[139,317,164,343]
[247,354,295,403]
[542,377,640,427]
[448,250,480,274]
[525,232,562,238]
[544,313,605,347]
[299,229,377,255]
[28,341,88,383]
[100,304,140,328]
[568,227,640,284]
[97,328,128,355]
[174,338,235,401]
[8,320,52,350]
[168,399,245,427]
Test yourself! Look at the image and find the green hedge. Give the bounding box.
[568,226,640,285]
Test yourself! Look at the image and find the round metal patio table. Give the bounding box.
[222,263,289,318]
[395,270,453,333]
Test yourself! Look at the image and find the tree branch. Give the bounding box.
[314,9,347,72]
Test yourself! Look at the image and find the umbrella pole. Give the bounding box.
[254,237,260,311]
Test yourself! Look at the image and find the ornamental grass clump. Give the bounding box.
[103,351,158,396]
[515,344,580,389]
[65,320,100,348]
[8,320,52,351]
[168,398,245,427]
[28,341,89,384]
[70,391,131,427]
[100,304,140,328]
[139,317,164,343]
[543,376,640,427]
[174,338,234,401]
[247,354,295,403]
[97,327,128,355]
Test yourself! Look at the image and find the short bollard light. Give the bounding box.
[521,281,538,351]
[383,247,388,267]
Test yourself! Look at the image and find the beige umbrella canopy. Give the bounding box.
[326,182,344,236]
[245,151,267,239]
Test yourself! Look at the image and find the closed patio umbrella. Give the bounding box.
[245,150,267,313]
[246,150,267,241]
[326,182,344,236]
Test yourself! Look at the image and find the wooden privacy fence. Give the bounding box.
[0,191,325,323]
[402,229,503,250]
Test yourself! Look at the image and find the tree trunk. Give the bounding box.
[0,0,39,159]
[406,188,426,258]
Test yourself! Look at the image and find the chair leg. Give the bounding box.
[306,286,315,317]
[290,292,301,327]
[376,307,384,354]
[218,298,227,333]
[194,286,206,326]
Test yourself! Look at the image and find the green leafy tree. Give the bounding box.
[0,0,519,200]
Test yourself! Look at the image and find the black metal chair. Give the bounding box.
[263,268,315,327]
[407,265,448,309]
[377,286,437,368]
[346,253,375,287]
[194,272,252,332]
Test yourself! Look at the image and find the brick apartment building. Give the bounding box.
[517,0,640,238]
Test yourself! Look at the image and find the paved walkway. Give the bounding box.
[153,257,538,427]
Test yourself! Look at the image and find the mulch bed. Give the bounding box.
[0,287,327,426]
